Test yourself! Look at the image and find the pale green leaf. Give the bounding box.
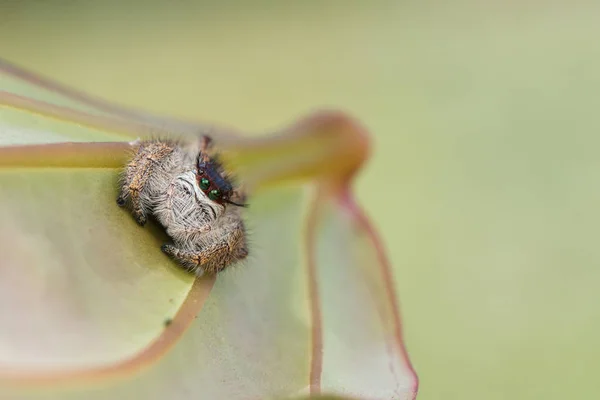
[0,60,417,400]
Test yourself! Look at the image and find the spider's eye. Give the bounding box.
[199,177,210,191]
[208,189,221,201]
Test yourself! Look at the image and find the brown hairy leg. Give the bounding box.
[161,219,248,275]
[117,141,175,225]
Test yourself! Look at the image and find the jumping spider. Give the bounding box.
[117,135,249,276]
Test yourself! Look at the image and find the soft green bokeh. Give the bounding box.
[2,1,599,398]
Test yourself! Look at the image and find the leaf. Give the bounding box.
[0,59,417,399]
[311,190,417,399]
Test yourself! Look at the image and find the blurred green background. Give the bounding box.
[1,1,599,398]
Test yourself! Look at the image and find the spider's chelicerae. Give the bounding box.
[117,135,249,276]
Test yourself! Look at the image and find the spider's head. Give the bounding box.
[196,153,247,207]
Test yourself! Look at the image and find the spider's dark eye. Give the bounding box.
[208,189,221,201]
[199,177,210,191]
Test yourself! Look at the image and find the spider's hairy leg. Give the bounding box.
[117,140,176,226]
[161,217,248,275]
[160,244,204,275]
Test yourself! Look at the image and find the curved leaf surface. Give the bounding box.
[310,188,417,398]
[0,60,417,399]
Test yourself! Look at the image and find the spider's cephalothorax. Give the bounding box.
[196,136,247,208]
[116,135,249,276]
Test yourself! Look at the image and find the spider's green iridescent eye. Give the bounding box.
[199,177,210,190]
[208,189,221,201]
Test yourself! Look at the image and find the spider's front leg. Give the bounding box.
[161,217,248,276]
[117,141,175,226]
